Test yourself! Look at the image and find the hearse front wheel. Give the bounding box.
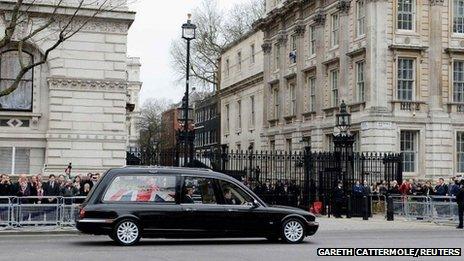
[112,219,141,246]
[281,218,305,244]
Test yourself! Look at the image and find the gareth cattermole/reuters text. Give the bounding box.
[317,248,462,257]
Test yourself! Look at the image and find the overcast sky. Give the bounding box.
[127,0,250,105]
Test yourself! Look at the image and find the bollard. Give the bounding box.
[363,196,369,220]
[386,196,394,221]
[346,194,351,219]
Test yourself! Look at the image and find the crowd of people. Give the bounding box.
[0,173,101,203]
[369,176,463,197]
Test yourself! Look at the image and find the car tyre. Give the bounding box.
[112,219,141,246]
[281,218,305,244]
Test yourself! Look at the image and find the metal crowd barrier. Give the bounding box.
[389,195,459,225]
[0,196,86,229]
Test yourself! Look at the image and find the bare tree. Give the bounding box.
[169,0,265,92]
[137,98,173,156]
[0,0,130,99]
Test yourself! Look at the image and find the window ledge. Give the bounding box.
[348,102,366,112]
[283,114,296,121]
[302,111,316,117]
[391,100,426,112]
[0,111,42,118]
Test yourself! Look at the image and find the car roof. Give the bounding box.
[109,166,231,179]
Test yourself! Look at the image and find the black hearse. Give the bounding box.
[76,167,319,246]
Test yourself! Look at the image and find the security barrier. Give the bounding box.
[389,195,459,225]
[0,196,86,229]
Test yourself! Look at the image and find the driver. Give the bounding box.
[182,185,195,204]
[223,188,237,205]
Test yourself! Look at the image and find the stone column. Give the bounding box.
[338,1,351,104]
[365,0,389,110]
[429,0,444,111]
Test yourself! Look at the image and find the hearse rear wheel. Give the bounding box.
[112,219,141,246]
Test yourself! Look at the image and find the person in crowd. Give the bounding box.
[456,179,464,229]
[35,181,44,204]
[378,181,388,195]
[81,183,91,197]
[363,180,371,196]
[352,180,364,197]
[423,181,434,196]
[332,182,345,218]
[0,174,12,198]
[449,178,461,197]
[399,179,412,196]
[57,174,66,191]
[434,178,448,196]
[44,174,60,203]
[61,181,78,204]
[16,176,31,203]
[388,180,400,194]
[73,175,83,196]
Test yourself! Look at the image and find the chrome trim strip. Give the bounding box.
[77,219,114,224]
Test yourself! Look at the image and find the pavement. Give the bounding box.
[0,216,462,261]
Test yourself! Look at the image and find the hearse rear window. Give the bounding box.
[103,175,176,203]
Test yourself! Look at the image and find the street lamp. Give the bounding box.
[181,14,196,165]
[336,100,351,134]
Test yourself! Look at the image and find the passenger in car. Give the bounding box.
[182,185,195,204]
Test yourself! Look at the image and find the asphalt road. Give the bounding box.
[0,218,462,261]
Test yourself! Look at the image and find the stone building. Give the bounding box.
[219,30,265,151]
[126,57,142,155]
[254,0,464,179]
[0,0,139,175]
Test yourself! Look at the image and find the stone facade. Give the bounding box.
[255,0,464,179]
[219,30,265,151]
[0,0,139,175]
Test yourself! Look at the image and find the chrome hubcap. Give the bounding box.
[116,221,139,244]
[284,221,303,242]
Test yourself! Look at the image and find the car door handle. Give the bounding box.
[227,208,237,212]
[185,208,197,212]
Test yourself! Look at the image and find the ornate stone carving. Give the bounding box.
[50,16,129,34]
[262,42,272,54]
[337,0,351,14]
[48,78,127,92]
[293,24,306,36]
[313,11,326,26]
[276,33,288,45]
[429,0,444,6]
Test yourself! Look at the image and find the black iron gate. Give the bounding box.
[127,149,402,213]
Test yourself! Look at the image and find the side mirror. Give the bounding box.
[252,200,260,208]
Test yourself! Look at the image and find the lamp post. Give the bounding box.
[181,14,196,165]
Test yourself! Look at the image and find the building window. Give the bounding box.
[352,131,361,152]
[453,60,464,102]
[397,0,414,31]
[401,130,417,173]
[397,58,415,101]
[0,51,33,111]
[326,134,334,152]
[289,82,296,116]
[309,77,316,112]
[0,147,30,175]
[225,59,230,77]
[331,12,339,47]
[250,95,255,127]
[454,0,464,34]
[237,52,242,71]
[330,69,339,107]
[237,100,241,130]
[291,34,297,51]
[270,140,276,151]
[250,44,255,64]
[356,61,365,102]
[274,43,280,70]
[273,87,280,119]
[458,132,464,173]
[309,25,316,56]
[356,0,366,37]
[225,104,230,132]
[286,139,292,152]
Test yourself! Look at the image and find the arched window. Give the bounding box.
[0,51,33,111]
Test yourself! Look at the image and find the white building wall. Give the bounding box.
[0,1,136,175]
